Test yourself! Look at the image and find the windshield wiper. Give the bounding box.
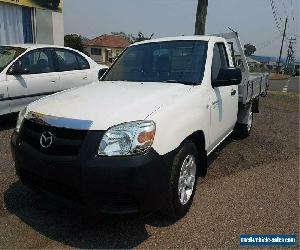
[164,80,196,85]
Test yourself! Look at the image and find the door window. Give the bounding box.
[211,43,229,82]
[76,54,90,70]
[54,49,81,72]
[17,49,54,74]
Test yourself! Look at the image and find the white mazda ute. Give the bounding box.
[11,33,268,219]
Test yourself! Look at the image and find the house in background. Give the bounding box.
[266,60,277,71]
[84,35,130,65]
[234,54,261,71]
[247,57,262,70]
[249,55,271,66]
[235,53,279,72]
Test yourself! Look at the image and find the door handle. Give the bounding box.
[83,75,88,80]
[231,89,237,96]
[49,80,56,84]
[212,100,219,105]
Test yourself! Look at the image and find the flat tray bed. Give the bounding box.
[239,73,268,104]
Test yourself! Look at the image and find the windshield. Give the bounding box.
[0,46,26,73]
[104,40,208,85]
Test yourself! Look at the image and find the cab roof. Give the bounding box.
[131,35,222,46]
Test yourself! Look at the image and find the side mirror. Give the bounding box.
[213,67,242,87]
[98,68,108,80]
[7,62,29,76]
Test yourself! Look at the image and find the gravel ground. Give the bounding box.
[0,92,299,249]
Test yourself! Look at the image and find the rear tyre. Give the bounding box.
[233,112,253,139]
[162,141,199,219]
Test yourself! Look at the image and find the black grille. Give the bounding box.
[21,119,87,157]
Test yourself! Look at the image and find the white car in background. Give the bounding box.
[0,44,108,116]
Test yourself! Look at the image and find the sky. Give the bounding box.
[63,0,300,58]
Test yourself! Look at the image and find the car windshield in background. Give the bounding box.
[0,46,26,73]
[104,40,208,85]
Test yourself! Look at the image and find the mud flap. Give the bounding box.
[198,150,208,177]
[237,103,252,125]
[252,98,259,113]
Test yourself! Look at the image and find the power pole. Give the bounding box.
[277,17,288,73]
[284,38,296,74]
[194,0,208,35]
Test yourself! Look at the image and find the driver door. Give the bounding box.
[208,43,238,150]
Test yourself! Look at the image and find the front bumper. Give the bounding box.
[11,131,175,214]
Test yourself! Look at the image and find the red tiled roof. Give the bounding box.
[84,35,130,48]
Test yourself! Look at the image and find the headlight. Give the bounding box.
[16,107,27,132]
[98,120,156,156]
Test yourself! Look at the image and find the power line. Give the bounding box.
[281,0,288,18]
[269,0,295,51]
[289,0,297,40]
[268,0,298,62]
[283,0,297,45]
[269,0,283,35]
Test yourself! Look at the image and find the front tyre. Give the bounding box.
[162,141,198,219]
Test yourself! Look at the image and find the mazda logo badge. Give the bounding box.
[40,131,54,148]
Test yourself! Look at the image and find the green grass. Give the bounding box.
[269,73,290,80]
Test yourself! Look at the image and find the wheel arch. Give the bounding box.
[185,130,206,154]
[184,130,208,177]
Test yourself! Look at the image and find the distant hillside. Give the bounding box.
[250,55,300,64]
[249,55,276,63]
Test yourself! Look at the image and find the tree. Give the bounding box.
[134,32,154,43]
[195,0,208,35]
[79,35,90,44]
[64,34,84,52]
[244,43,256,56]
[111,32,154,44]
[111,32,133,43]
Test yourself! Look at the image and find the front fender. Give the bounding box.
[149,86,210,155]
